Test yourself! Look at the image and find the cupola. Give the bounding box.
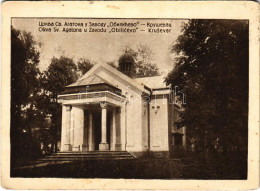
[118,53,135,78]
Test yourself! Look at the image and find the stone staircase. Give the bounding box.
[39,151,135,162]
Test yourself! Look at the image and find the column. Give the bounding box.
[61,105,71,151]
[70,107,74,148]
[120,105,126,151]
[115,108,122,151]
[88,111,94,151]
[99,102,109,150]
[72,107,84,151]
[110,109,116,151]
[182,126,187,149]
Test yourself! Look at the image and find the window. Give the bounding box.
[173,134,183,145]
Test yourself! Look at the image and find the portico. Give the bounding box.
[59,91,126,152]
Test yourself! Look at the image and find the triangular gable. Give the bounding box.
[68,63,149,94]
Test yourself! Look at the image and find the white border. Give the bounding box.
[1,1,259,190]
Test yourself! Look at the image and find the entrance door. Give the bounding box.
[93,111,101,150]
[92,109,112,151]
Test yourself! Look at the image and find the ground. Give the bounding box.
[11,151,247,179]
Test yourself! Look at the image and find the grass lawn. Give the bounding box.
[11,151,247,179]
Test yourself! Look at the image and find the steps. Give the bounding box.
[40,151,135,162]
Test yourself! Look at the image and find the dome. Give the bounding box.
[119,53,135,65]
[118,53,135,78]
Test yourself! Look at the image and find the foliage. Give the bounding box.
[120,45,160,77]
[11,27,42,163]
[42,56,78,100]
[166,20,248,152]
[77,58,95,77]
[11,27,41,124]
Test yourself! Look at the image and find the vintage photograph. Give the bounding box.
[10,17,249,180]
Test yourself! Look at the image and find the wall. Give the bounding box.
[142,98,149,151]
[125,93,143,152]
[149,94,169,151]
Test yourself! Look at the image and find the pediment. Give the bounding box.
[67,63,149,94]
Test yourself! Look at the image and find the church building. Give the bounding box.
[58,54,186,157]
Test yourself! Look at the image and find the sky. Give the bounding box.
[12,18,186,76]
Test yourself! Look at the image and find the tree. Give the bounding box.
[77,58,94,77]
[135,44,160,77]
[119,45,160,77]
[11,27,41,128]
[41,56,78,152]
[166,20,248,152]
[11,27,42,164]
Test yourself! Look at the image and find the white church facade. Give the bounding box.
[58,54,186,157]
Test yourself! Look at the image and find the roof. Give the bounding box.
[66,63,150,94]
[66,63,168,93]
[134,76,169,89]
[67,74,113,87]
